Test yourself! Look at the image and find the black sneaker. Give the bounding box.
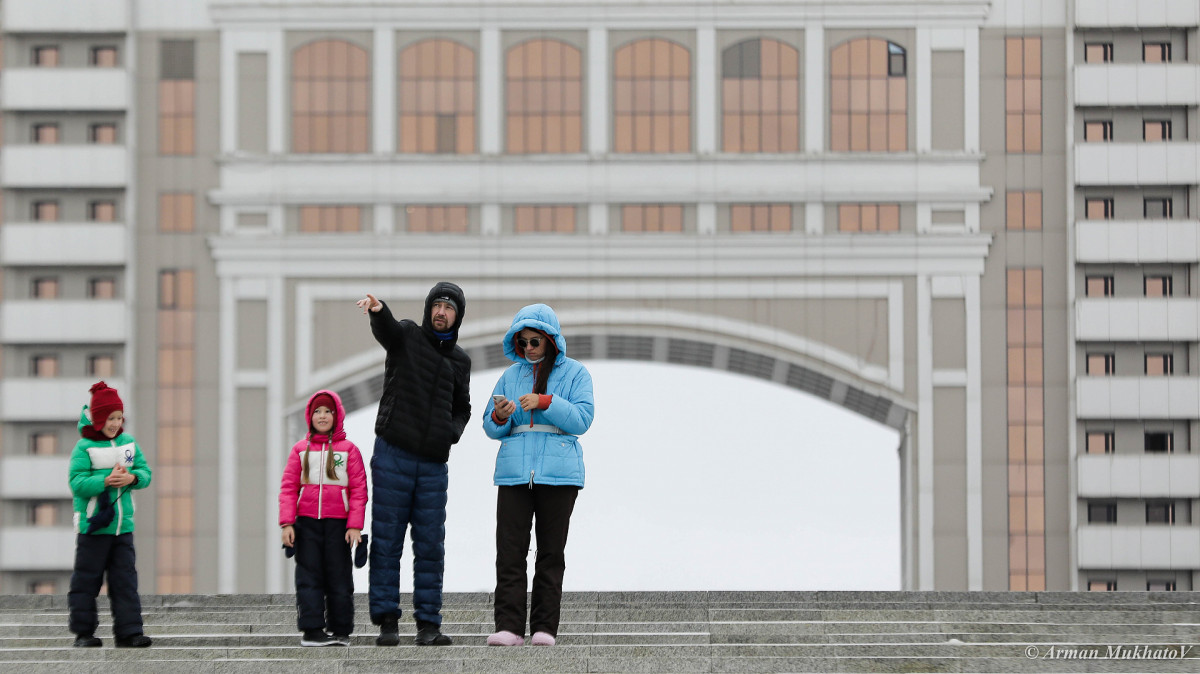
[414,620,452,646]
[300,630,338,647]
[115,634,152,648]
[73,634,102,648]
[375,615,399,647]
[331,633,351,646]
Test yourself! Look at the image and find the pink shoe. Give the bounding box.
[530,631,556,646]
[486,630,524,646]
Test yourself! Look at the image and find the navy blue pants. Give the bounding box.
[368,438,449,625]
[293,516,355,635]
[68,533,143,639]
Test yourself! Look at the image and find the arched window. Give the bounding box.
[398,39,476,154]
[506,39,583,153]
[829,38,907,152]
[291,39,370,153]
[613,38,690,153]
[722,38,800,152]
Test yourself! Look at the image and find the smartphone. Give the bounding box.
[492,394,506,407]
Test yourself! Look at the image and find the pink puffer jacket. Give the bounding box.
[278,390,368,529]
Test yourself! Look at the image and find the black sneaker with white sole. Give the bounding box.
[331,633,351,646]
[300,629,339,647]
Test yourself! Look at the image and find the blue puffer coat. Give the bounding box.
[483,304,594,488]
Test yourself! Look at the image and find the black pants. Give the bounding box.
[68,533,143,639]
[494,485,579,637]
[294,516,355,635]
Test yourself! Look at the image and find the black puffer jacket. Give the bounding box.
[370,282,472,462]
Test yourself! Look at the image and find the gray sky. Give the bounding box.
[343,361,901,592]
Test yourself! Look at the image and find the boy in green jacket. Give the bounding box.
[67,382,152,648]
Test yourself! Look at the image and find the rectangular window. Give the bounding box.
[838,204,900,233]
[435,114,457,154]
[1143,42,1171,63]
[158,193,196,233]
[1085,276,1114,297]
[1088,580,1116,591]
[731,204,792,233]
[33,46,60,67]
[1086,431,1114,455]
[1144,198,1172,219]
[87,354,116,377]
[1086,353,1114,375]
[88,201,117,222]
[159,40,196,156]
[32,355,59,378]
[1145,431,1173,453]
[29,581,56,595]
[298,206,362,233]
[1145,353,1173,376]
[158,270,195,311]
[1006,191,1042,230]
[1087,501,1117,524]
[1083,120,1113,142]
[88,277,116,299]
[90,46,118,67]
[33,123,59,144]
[1084,43,1113,63]
[622,204,685,233]
[89,123,118,144]
[1005,37,1041,153]
[1143,120,1172,142]
[1147,580,1176,591]
[514,205,577,234]
[33,201,60,222]
[32,277,59,299]
[1146,501,1175,524]
[31,432,57,456]
[1144,275,1173,297]
[30,502,57,527]
[405,205,469,234]
[1085,198,1114,220]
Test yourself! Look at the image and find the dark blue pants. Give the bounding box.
[368,438,448,625]
[68,533,143,639]
[293,516,355,635]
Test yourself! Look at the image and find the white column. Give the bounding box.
[696,202,716,234]
[264,276,285,593]
[373,28,395,154]
[965,274,983,590]
[588,202,608,234]
[963,29,980,153]
[695,27,716,155]
[220,33,238,154]
[916,28,932,153]
[916,274,934,589]
[803,25,824,153]
[218,279,237,593]
[481,203,501,235]
[588,28,609,154]
[268,30,286,154]
[805,202,824,234]
[374,204,395,234]
[480,28,502,154]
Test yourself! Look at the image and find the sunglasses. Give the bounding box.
[516,337,543,348]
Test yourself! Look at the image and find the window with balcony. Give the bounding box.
[1085,198,1114,220]
[838,204,900,232]
[31,355,59,378]
[613,38,691,153]
[514,205,576,233]
[1143,120,1171,142]
[1144,198,1172,219]
[1147,580,1176,591]
[1088,580,1116,591]
[1145,431,1173,453]
[33,123,59,144]
[89,123,118,144]
[33,46,60,67]
[731,204,792,233]
[88,200,116,222]
[87,354,116,378]
[90,46,118,67]
[33,201,60,222]
[1087,501,1117,524]
[1086,353,1114,375]
[831,38,908,152]
[32,277,59,299]
[1083,120,1112,142]
[1146,501,1175,524]
[1145,353,1173,376]
[1085,276,1114,297]
[292,39,371,154]
[1006,191,1042,230]
[1143,42,1172,63]
[722,38,800,152]
[1085,431,1114,455]
[88,277,116,299]
[620,204,684,233]
[298,206,362,233]
[405,206,469,233]
[1144,275,1173,297]
[30,502,57,527]
[1084,43,1112,63]
[505,39,583,154]
[30,432,57,456]
[399,39,476,154]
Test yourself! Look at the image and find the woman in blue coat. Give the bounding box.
[483,304,594,647]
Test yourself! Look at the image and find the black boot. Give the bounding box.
[73,634,102,648]
[415,620,452,646]
[375,614,399,646]
[300,629,337,647]
[115,634,152,648]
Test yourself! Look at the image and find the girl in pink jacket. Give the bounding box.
[279,390,368,646]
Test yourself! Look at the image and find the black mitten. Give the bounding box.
[86,490,115,534]
[354,534,369,568]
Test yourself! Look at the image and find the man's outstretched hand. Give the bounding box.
[356,294,382,314]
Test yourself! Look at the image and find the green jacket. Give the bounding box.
[68,405,152,535]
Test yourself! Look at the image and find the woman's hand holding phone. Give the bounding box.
[492,395,517,422]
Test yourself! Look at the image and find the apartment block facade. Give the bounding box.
[0,0,1196,595]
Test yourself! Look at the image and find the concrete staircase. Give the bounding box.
[1,591,1198,672]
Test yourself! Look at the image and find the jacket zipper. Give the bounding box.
[317,441,326,518]
[112,440,123,535]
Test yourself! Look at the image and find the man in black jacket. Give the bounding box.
[356,282,471,646]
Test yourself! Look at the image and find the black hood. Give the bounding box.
[422,281,466,347]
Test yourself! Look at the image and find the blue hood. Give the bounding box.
[502,304,567,364]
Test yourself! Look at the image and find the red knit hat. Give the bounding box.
[88,381,123,430]
[311,392,335,414]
